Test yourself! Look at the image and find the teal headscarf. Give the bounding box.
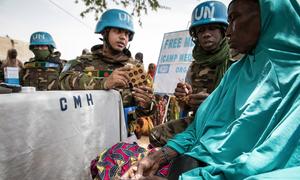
[166,0,300,179]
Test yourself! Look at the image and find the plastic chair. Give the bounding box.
[123,106,137,129]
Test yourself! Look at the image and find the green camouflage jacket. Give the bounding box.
[59,44,154,116]
[186,61,220,94]
[21,52,63,90]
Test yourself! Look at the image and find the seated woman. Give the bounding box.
[91,0,300,179]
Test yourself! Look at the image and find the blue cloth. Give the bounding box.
[166,0,300,179]
[245,166,300,180]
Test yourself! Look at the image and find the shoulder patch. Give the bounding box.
[61,60,75,72]
[62,63,70,72]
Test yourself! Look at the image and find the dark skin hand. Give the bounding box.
[188,92,209,109]
[120,147,178,180]
[174,82,209,109]
[119,175,166,180]
[138,176,166,180]
[105,66,131,89]
[174,82,192,99]
[120,156,160,179]
[132,86,154,109]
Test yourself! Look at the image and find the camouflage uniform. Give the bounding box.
[187,62,219,94]
[21,52,63,90]
[59,45,155,131]
[150,0,231,144]
[149,62,220,147]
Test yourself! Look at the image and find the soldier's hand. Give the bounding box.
[174,82,192,107]
[187,92,209,109]
[132,86,154,109]
[104,66,130,89]
[174,82,192,98]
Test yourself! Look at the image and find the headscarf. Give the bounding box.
[167,0,300,179]
[147,63,156,79]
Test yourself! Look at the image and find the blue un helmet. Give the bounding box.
[29,31,56,50]
[189,1,228,37]
[95,9,135,41]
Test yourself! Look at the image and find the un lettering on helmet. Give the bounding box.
[95,9,135,40]
[189,1,228,37]
[32,33,46,41]
[30,31,56,49]
[118,12,132,24]
[194,3,215,20]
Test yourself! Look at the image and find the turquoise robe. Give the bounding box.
[166,0,300,179]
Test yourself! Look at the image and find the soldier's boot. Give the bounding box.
[149,117,193,147]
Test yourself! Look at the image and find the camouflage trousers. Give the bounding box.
[149,116,194,147]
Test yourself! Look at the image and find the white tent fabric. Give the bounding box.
[0,90,126,180]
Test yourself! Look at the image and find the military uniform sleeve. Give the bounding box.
[182,63,195,112]
[59,59,107,90]
[185,63,193,84]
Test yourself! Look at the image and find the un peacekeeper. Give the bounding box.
[0,60,3,83]
[150,1,232,147]
[22,31,63,90]
[59,9,154,123]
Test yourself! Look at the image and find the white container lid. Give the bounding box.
[21,86,36,93]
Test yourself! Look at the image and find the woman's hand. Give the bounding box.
[120,155,160,179]
[120,147,178,180]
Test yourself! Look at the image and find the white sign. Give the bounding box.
[154,30,194,94]
[4,67,19,84]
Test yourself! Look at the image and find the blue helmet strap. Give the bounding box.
[102,28,117,54]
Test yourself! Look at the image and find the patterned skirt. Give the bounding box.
[90,142,170,180]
